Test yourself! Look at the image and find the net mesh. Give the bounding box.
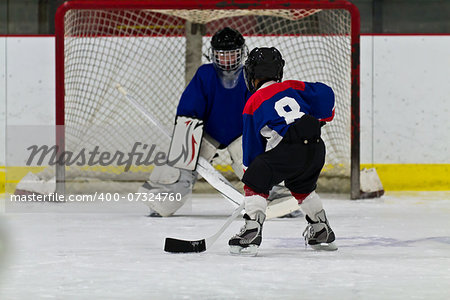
[52,6,353,193]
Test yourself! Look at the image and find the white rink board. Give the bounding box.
[0,37,5,170]
[3,37,55,126]
[359,35,450,164]
[0,192,449,299]
[1,35,450,165]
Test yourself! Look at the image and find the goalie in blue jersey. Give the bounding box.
[139,27,252,217]
[229,47,337,255]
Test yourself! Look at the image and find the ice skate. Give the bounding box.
[302,209,337,251]
[229,211,265,256]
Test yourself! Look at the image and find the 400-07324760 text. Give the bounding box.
[8,192,183,203]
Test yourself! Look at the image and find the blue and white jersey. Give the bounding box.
[177,63,252,146]
[242,80,335,168]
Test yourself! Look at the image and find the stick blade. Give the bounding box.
[164,238,206,253]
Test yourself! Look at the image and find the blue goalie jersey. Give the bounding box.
[242,80,335,168]
[176,64,252,146]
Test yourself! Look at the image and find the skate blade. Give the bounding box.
[229,245,259,256]
[310,242,338,251]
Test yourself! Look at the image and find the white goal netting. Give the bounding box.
[47,2,358,195]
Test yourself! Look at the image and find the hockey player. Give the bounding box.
[139,27,252,217]
[229,47,337,255]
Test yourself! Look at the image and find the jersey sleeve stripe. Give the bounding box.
[243,80,306,115]
[318,107,335,122]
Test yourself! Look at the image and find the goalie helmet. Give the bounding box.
[210,27,247,89]
[243,47,285,93]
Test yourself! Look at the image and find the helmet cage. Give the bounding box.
[210,47,245,71]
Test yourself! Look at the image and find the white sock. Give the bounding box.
[244,194,267,219]
[299,191,323,222]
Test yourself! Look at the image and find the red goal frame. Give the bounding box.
[54,0,361,199]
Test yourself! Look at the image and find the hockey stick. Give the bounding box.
[164,202,244,253]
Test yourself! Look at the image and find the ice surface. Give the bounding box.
[0,192,449,300]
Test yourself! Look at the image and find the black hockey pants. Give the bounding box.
[242,114,325,195]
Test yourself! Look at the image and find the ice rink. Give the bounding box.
[0,191,449,300]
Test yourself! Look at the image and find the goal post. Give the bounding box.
[53,0,361,198]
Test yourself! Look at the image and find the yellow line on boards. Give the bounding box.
[1,164,449,194]
[362,164,450,191]
[0,167,4,194]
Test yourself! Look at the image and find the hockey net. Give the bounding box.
[36,0,360,197]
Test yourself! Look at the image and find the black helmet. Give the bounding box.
[211,27,245,51]
[243,47,285,93]
[210,27,246,72]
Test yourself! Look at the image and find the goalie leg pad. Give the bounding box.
[140,169,197,217]
[149,165,181,185]
[167,116,204,171]
[267,183,291,201]
[267,184,303,218]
